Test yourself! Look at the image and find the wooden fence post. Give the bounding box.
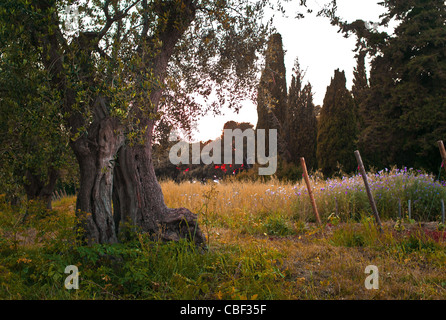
[300,157,322,225]
[354,150,383,233]
[437,142,445,224]
[398,199,401,219]
[408,199,412,220]
[441,199,445,225]
[438,141,446,172]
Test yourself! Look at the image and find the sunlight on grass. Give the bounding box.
[1,168,445,299]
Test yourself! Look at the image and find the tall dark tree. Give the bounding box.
[286,58,317,168]
[351,50,368,131]
[357,55,397,168]
[317,69,357,176]
[358,0,446,172]
[256,33,289,159]
[352,51,368,103]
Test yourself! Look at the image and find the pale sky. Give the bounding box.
[192,0,390,143]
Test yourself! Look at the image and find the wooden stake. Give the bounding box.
[408,199,412,220]
[441,199,445,225]
[335,198,339,216]
[398,199,401,219]
[438,140,446,172]
[300,157,321,225]
[354,150,383,233]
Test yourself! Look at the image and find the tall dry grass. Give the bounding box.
[161,168,446,231]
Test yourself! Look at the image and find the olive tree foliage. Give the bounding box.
[0,0,338,244]
[0,3,74,209]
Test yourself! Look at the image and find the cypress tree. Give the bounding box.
[317,69,357,176]
[286,58,317,168]
[256,33,289,159]
[359,0,446,172]
[358,55,396,168]
[352,50,368,131]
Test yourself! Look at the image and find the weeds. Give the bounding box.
[1,169,445,299]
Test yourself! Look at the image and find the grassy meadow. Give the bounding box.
[1,168,446,299]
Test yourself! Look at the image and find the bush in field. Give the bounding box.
[262,215,294,236]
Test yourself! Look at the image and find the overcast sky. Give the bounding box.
[192,0,389,142]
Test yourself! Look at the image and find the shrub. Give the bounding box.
[262,215,294,236]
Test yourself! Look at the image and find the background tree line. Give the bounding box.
[256,0,446,178]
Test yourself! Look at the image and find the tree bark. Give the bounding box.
[70,101,125,244]
[24,167,59,210]
[112,119,206,246]
[109,0,205,246]
[70,97,205,246]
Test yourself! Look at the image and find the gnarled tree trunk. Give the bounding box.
[71,108,125,244]
[71,100,205,246]
[112,118,205,245]
[23,167,59,210]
